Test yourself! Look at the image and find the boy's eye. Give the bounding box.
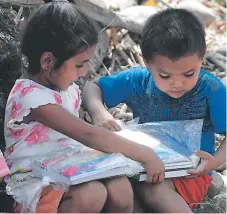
[159,74,171,79]
[76,64,84,69]
[184,71,194,78]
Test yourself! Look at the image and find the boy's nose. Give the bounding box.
[172,80,183,89]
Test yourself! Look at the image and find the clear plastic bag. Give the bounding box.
[11,119,203,212]
[115,119,204,176]
[125,119,203,157]
[122,118,204,169]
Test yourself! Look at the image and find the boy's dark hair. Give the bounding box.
[141,8,206,62]
[21,1,98,74]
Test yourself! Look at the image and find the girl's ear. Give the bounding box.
[40,52,54,72]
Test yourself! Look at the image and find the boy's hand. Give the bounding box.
[187,151,217,178]
[92,111,121,131]
[142,149,165,184]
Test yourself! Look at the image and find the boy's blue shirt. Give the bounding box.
[99,66,226,155]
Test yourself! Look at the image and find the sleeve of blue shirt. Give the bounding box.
[98,66,148,108]
[206,74,227,134]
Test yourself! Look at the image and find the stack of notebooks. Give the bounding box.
[32,148,134,185]
[32,120,202,185]
[116,128,200,181]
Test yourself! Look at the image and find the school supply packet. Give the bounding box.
[31,147,134,186]
[115,119,203,181]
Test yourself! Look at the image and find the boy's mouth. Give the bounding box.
[170,90,184,93]
[169,90,185,97]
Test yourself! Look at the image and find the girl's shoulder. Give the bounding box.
[6,79,63,123]
[8,79,63,105]
[9,79,51,98]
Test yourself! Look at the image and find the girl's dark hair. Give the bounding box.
[21,0,99,74]
[141,8,206,62]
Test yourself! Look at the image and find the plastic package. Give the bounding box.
[125,119,204,157]
[8,119,203,212]
[0,150,10,178]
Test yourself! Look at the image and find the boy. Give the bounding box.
[82,9,226,213]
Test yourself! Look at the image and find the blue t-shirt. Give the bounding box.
[99,66,226,155]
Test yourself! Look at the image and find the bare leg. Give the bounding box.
[136,179,192,213]
[58,181,107,213]
[133,192,144,213]
[103,176,134,213]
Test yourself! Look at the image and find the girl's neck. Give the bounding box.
[22,71,59,92]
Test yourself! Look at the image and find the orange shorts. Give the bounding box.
[172,173,213,209]
[14,186,64,213]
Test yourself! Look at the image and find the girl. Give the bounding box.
[4,0,164,213]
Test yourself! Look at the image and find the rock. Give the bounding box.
[0,7,22,151]
[73,0,159,34]
[116,6,159,34]
[90,29,109,72]
[0,182,14,213]
[176,0,216,26]
[74,0,137,11]
[221,76,226,86]
[207,171,224,198]
[213,192,227,212]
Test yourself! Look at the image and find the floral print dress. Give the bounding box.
[4,79,83,211]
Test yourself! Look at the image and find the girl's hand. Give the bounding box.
[141,149,165,184]
[187,151,217,178]
[92,111,121,131]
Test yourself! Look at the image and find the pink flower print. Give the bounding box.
[8,128,26,141]
[74,98,80,111]
[11,81,25,95]
[7,145,14,154]
[54,93,62,105]
[25,125,49,146]
[74,89,81,110]
[10,101,22,119]
[63,165,78,177]
[19,84,40,98]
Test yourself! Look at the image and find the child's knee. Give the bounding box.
[69,181,107,212]
[136,179,175,200]
[105,176,133,210]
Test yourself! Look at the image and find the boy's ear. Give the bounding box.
[40,52,54,71]
[142,55,149,67]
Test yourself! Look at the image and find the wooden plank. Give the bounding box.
[0,0,41,7]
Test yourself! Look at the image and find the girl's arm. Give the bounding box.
[29,103,165,183]
[30,104,144,159]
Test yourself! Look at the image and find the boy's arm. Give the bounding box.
[188,75,226,176]
[82,79,108,119]
[208,76,226,170]
[188,136,226,176]
[82,80,120,131]
[214,135,226,170]
[82,68,144,130]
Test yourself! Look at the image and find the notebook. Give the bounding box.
[32,147,134,185]
[115,128,200,181]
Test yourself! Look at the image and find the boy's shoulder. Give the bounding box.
[124,66,151,80]
[199,69,226,94]
[112,66,153,89]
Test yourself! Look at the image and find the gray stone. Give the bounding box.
[0,7,23,151]
[176,0,215,26]
[207,171,224,198]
